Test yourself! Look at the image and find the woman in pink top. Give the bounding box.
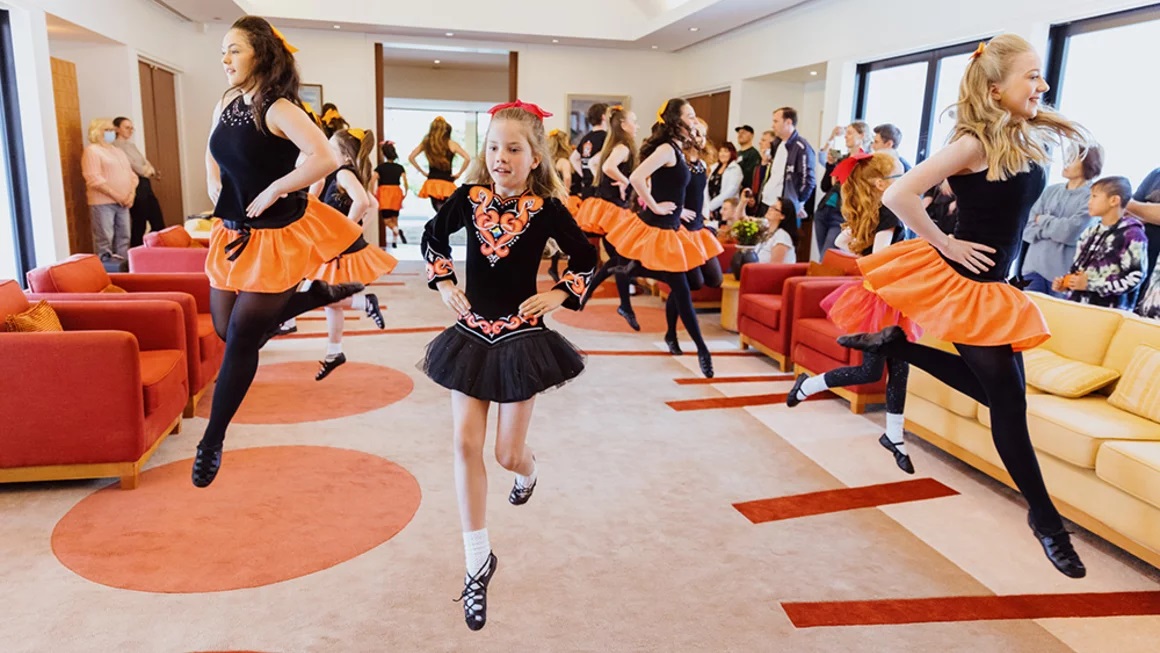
[81,118,138,261]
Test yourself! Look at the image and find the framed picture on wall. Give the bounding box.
[300,84,323,112]
[567,94,629,145]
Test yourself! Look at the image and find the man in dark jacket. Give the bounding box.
[758,107,817,221]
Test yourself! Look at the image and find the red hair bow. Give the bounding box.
[488,100,553,120]
[831,150,873,184]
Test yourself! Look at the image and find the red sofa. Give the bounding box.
[655,243,737,308]
[26,254,222,416]
[129,225,209,273]
[737,249,860,369]
[0,280,187,489]
[789,278,886,413]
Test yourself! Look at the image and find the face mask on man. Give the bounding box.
[104,131,116,144]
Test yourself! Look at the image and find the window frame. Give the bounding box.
[1044,2,1160,107]
[0,9,34,283]
[853,40,980,163]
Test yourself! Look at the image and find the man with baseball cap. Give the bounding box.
[734,125,761,193]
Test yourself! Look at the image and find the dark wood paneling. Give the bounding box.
[139,62,183,225]
[508,51,518,102]
[375,42,384,164]
[50,57,90,254]
[686,89,730,148]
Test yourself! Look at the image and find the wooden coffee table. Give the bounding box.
[720,273,741,332]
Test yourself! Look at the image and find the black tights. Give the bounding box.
[665,257,722,343]
[876,338,1063,532]
[823,353,909,414]
[431,198,446,212]
[201,284,344,449]
[586,238,636,314]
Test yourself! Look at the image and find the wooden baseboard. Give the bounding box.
[794,363,884,414]
[0,413,182,490]
[906,420,1160,571]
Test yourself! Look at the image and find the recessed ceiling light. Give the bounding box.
[552,39,559,43]
[809,70,818,76]
[445,32,454,37]
[333,25,341,29]
[651,45,658,49]
[434,59,441,64]
[689,27,699,32]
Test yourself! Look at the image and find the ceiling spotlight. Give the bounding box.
[689,27,699,32]
[434,59,441,64]
[651,45,658,49]
[809,70,818,76]
[552,39,559,43]
[333,24,341,29]
[445,32,454,36]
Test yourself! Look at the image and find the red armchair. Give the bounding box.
[25,254,222,416]
[129,226,209,273]
[736,249,861,369]
[789,278,886,413]
[656,243,737,308]
[0,280,187,489]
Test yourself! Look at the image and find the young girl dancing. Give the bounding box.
[837,35,1090,578]
[420,100,598,630]
[312,127,398,380]
[410,116,471,211]
[785,151,915,473]
[573,106,641,329]
[373,140,408,247]
[195,16,366,486]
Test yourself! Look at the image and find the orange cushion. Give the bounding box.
[5,300,63,332]
[807,261,845,277]
[155,226,194,248]
[0,279,30,326]
[39,254,110,293]
[820,249,860,275]
[140,349,185,413]
[101,283,128,293]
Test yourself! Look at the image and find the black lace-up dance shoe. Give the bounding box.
[455,552,498,631]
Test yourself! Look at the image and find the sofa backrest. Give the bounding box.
[26,254,111,294]
[0,279,31,329]
[1103,313,1160,377]
[1030,292,1122,365]
[144,225,195,248]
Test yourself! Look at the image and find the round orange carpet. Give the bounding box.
[553,304,671,333]
[52,446,421,593]
[195,362,413,424]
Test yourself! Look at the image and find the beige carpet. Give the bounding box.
[1,259,1157,652]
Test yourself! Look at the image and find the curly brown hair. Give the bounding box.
[224,16,303,132]
[840,152,898,255]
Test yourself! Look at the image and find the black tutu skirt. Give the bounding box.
[419,325,586,403]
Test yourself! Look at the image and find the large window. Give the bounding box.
[1046,4,1160,186]
[854,41,979,164]
[0,9,33,282]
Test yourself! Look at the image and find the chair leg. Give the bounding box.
[120,470,140,490]
[850,395,866,414]
[739,337,750,350]
[173,418,182,434]
[183,397,195,418]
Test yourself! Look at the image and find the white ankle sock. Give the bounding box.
[326,342,343,357]
[799,374,829,399]
[515,457,537,489]
[885,413,908,454]
[351,294,367,310]
[283,318,297,328]
[463,528,491,576]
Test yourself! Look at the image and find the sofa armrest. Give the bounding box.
[29,292,198,358]
[49,300,186,353]
[127,247,209,275]
[0,331,146,463]
[739,263,808,296]
[111,272,211,313]
[793,278,855,320]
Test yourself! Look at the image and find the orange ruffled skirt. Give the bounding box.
[574,197,632,235]
[377,185,404,211]
[313,237,398,285]
[605,215,710,273]
[206,197,363,293]
[419,179,457,200]
[856,239,1049,352]
[683,226,725,261]
[567,195,582,215]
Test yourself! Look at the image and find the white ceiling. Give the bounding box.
[45,14,119,44]
[752,62,828,84]
[153,0,814,52]
[381,45,509,72]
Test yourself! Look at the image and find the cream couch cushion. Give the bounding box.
[1107,345,1160,423]
[1097,441,1160,511]
[1031,293,1123,364]
[1102,313,1160,376]
[1022,348,1119,398]
[1021,395,1160,469]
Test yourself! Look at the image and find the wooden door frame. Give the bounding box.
[137,58,184,225]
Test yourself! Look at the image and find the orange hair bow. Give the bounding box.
[655,103,666,125]
[347,127,365,140]
[488,100,553,120]
[831,151,873,184]
[321,108,342,124]
[270,26,298,54]
[970,41,987,61]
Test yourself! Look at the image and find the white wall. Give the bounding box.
[383,65,507,104]
[47,41,138,141]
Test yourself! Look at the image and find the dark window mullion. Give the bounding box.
[916,57,939,163]
[0,10,34,282]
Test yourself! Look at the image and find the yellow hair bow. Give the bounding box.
[321,108,342,124]
[656,103,666,125]
[970,41,987,61]
[548,129,562,137]
[609,104,624,113]
[270,26,298,54]
[347,127,366,140]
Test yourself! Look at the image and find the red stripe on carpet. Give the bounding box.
[781,591,1160,628]
[297,316,361,322]
[733,478,959,524]
[674,374,795,385]
[586,350,761,357]
[666,391,830,411]
[279,326,445,339]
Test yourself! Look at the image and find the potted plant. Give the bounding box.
[728,217,772,277]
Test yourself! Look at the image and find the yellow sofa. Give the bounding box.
[904,292,1160,569]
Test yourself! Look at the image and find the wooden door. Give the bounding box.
[686,89,730,148]
[50,57,91,254]
[138,61,183,225]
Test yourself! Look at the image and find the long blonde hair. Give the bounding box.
[464,108,568,202]
[547,129,573,164]
[840,152,897,255]
[420,116,453,170]
[952,34,1089,181]
[593,106,638,185]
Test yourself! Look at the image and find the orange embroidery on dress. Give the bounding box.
[559,269,593,298]
[469,186,543,265]
[462,312,539,336]
[425,256,454,281]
